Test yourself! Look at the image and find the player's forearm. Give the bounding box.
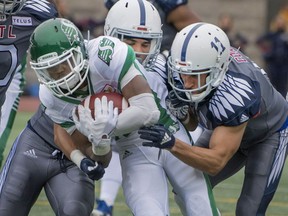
[170,139,229,176]
[54,123,78,159]
[54,125,111,168]
[71,130,112,168]
[115,93,160,136]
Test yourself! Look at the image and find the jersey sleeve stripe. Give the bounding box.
[24,0,51,13]
[118,46,136,90]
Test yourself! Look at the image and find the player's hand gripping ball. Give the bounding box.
[73,92,129,155]
[75,92,129,119]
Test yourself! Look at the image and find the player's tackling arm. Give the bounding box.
[170,123,247,175]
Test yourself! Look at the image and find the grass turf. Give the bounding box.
[2,111,288,216]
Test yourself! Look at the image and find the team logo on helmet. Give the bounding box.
[61,19,80,46]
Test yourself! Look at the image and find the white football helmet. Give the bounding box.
[104,0,162,70]
[168,22,231,104]
[0,0,26,15]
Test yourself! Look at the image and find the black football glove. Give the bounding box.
[80,158,105,181]
[166,89,190,121]
[138,124,175,149]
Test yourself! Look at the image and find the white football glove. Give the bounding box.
[72,96,118,156]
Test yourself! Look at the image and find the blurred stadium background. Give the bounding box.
[24,0,288,96]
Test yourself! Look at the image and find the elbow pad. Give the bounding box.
[115,93,160,136]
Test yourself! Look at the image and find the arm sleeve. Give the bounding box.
[115,93,160,136]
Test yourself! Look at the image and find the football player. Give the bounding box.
[0,0,57,166]
[96,3,201,212]
[92,1,219,216]
[28,12,219,216]
[0,0,58,167]
[104,0,201,52]
[139,22,288,215]
[28,16,160,214]
[0,0,26,123]
[0,1,102,216]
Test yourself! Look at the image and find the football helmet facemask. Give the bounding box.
[168,22,231,104]
[0,0,26,15]
[104,0,162,71]
[30,18,89,97]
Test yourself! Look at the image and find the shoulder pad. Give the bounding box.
[23,0,58,21]
[208,72,261,126]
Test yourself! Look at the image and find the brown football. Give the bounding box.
[77,92,129,119]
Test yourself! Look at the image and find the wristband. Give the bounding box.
[91,138,111,156]
[70,149,86,168]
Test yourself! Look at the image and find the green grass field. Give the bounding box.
[2,112,288,216]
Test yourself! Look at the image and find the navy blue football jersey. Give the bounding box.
[197,48,288,147]
[0,0,58,108]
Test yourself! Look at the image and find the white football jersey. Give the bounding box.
[40,36,179,135]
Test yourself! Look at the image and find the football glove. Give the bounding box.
[166,89,190,121]
[72,96,118,156]
[138,124,175,149]
[80,158,105,181]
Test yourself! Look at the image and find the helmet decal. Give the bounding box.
[211,37,227,56]
[181,23,204,61]
[137,0,146,25]
[61,19,80,46]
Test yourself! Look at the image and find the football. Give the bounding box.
[77,92,129,119]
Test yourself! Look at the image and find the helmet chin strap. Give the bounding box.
[211,48,233,88]
[210,41,231,88]
[210,67,222,87]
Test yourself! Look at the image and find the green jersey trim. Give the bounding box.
[118,46,136,90]
[60,121,75,129]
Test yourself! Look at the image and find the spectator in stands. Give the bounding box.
[218,13,248,54]
[256,14,288,98]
